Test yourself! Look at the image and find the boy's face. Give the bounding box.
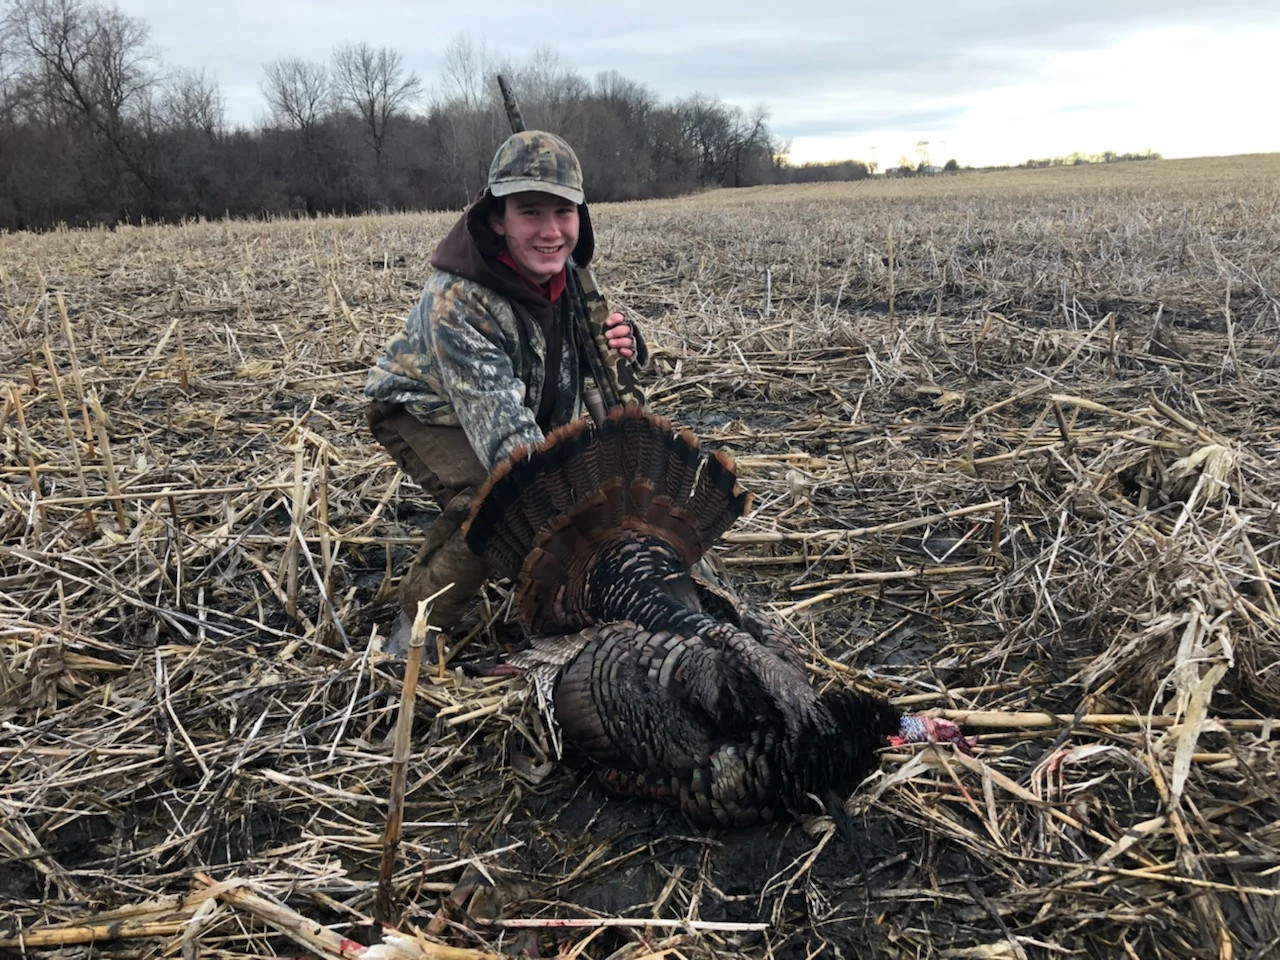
[489,191,580,285]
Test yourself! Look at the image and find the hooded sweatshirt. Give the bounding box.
[366,194,601,470]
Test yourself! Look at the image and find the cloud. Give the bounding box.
[114,0,1280,165]
[774,107,972,140]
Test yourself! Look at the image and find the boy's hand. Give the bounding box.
[604,312,634,359]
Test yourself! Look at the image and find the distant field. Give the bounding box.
[3,155,1280,959]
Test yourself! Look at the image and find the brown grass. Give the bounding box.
[2,153,1280,959]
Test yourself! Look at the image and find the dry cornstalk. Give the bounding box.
[124,315,181,400]
[55,290,95,451]
[286,440,307,618]
[0,882,235,949]
[478,917,769,932]
[198,874,368,958]
[378,590,447,923]
[722,499,1002,544]
[8,384,45,535]
[86,385,129,530]
[36,481,297,506]
[41,339,95,535]
[933,710,1278,734]
[0,919,188,948]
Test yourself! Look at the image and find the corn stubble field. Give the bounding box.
[3,154,1280,959]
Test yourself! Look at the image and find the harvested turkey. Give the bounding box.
[465,404,971,827]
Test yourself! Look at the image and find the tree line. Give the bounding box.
[0,0,875,231]
[1020,150,1162,169]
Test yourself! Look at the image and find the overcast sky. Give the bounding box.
[116,0,1280,168]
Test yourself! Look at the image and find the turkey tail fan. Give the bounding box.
[494,454,559,544]
[514,483,630,630]
[548,422,601,504]
[687,449,753,553]
[463,453,538,578]
[616,406,650,482]
[465,416,599,579]
[592,408,627,483]
[514,513,595,630]
[598,405,702,505]
[663,426,703,504]
[464,404,754,627]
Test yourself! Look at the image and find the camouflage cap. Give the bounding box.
[488,130,585,205]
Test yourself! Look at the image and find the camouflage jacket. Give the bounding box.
[365,195,647,471]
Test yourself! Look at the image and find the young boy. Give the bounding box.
[365,130,646,650]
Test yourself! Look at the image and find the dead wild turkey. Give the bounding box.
[463,404,969,827]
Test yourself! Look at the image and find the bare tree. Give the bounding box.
[430,34,502,204]
[261,57,328,145]
[438,33,491,110]
[676,94,732,186]
[0,24,21,120]
[576,70,656,198]
[331,42,420,171]
[727,104,771,187]
[593,70,652,121]
[0,18,15,89]
[3,0,159,195]
[162,66,223,135]
[0,34,19,222]
[511,47,586,135]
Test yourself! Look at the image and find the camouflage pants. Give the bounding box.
[367,402,492,636]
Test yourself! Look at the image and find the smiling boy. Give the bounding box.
[365,130,646,650]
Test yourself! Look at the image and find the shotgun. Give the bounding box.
[495,74,646,422]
